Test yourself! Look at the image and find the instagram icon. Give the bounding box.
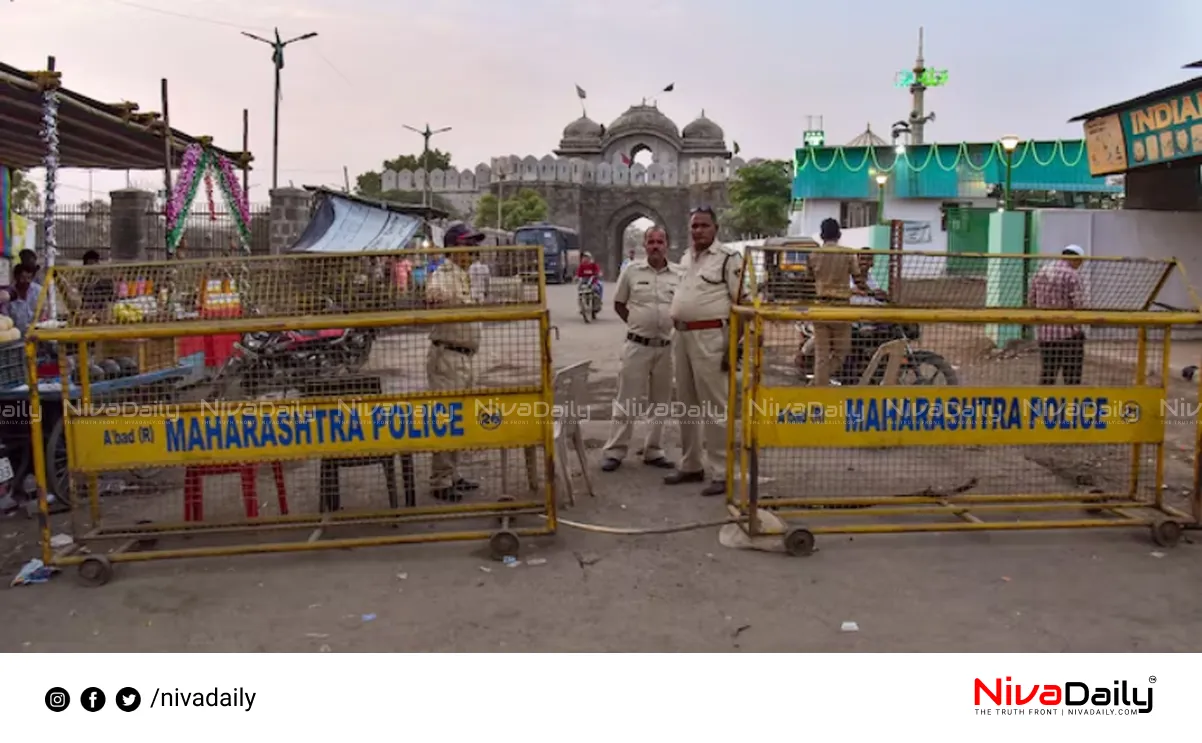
[45,687,70,712]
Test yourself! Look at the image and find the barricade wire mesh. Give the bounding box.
[27,248,554,569]
[45,246,543,328]
[731,247,1202,541]
[740,247,1191,312]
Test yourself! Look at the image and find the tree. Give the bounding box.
[383,149,452,173]
[476,188,549,231]
[9,169,39,212]
[354,150,458,216]
[726,160,793,238]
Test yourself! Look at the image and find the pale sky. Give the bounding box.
[5,0,1202,204]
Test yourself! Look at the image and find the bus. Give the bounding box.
[513,224,580,284]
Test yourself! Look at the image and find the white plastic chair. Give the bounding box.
[552,360,595,507]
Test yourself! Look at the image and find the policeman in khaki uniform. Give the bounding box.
[600,225,682,472]
[809,218,881,386]
[666,207,743,496]
[425,223,485,501]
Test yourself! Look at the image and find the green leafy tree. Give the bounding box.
[476,188,549,231]
[9,169,40,212]
[726,160,793,238]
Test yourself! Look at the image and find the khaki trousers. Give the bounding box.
[602,339,673,461]
[674,327,728,479]
[427,344,474,489]
[812,322,851,386]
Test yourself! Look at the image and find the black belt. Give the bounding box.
[432,340,476,356]
[627,332,671,348]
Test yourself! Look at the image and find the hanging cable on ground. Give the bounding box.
[540,515,744,536]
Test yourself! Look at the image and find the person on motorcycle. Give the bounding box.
[809,219,877,386]
[575,252,604,303]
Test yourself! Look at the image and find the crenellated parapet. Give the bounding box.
[380,154,755,196]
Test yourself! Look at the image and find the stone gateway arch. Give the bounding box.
[379,103,761,275]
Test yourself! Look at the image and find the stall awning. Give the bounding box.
[0,60,248,170]
[289,188,446,253]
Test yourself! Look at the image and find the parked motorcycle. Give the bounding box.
[220,327,376,397]
[577,278,601,322]
[796,320,958,386]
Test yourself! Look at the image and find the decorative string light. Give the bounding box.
[796,140,1087,174]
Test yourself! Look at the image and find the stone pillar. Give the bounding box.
[109,188,156,262]
[985,210,1027,345]
[269,188,312,254]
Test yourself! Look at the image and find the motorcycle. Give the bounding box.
[219,326,376,397]
[577,277,601,322]
[796,319,958,386]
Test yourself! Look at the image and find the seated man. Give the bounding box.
[5,264,43,336]
[78,250,115,313]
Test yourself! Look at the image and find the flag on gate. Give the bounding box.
[620,153,632,166]
[575,85,587,100]
[733,141,741,155]
[663,83,675,92]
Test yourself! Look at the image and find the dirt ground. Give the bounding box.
[2,284,1201,652]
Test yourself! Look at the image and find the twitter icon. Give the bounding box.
[116,687,141,712]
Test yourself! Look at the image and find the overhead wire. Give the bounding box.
[96,0,272,33]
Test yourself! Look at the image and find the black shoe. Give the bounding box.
[701,480,726,497]
[430,486,464,503]
[643,457,674,469]
[601,458,622,472]
[454,478,480,491]
[664,470,705,485]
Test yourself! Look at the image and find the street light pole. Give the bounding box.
[875,173,888,225]
[403,123,452,208]
[1000,135,1020,211]
[242,28,318,192]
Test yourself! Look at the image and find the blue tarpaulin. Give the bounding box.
[289,189,427,253]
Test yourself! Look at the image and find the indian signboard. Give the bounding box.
[1082,86,1202,175]
[803,130,825,147]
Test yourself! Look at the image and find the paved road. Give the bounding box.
[2,283,1200,652]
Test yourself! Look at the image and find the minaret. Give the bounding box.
[909,27,928,145]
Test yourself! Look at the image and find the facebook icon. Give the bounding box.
[81,687,106,712]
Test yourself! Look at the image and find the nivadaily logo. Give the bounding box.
[974,676,1154,715]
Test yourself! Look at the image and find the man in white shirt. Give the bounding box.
[467,255,491,303]
[850,248,886,306]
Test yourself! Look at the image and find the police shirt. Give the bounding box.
[810,243,861,301]
[426,260,481,350]
[614,259,682,341]
[669,243,743,323]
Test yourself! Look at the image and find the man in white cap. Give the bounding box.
[1027,245,1086,385]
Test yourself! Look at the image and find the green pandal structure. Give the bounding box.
[792,140,1118,200]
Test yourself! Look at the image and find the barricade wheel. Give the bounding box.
[489,529,520,561]
[77,555,113,587]
[1151,520,1183,548]
[783,527,815,557]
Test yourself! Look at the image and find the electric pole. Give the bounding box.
[242,28,318,191]
[402,123,452,208]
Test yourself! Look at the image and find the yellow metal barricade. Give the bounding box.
[28,246,555,585]
[729,245,1202,556]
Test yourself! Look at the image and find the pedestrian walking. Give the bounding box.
[665,207,743,497]
[600,225,681,472]
[1028,245,1087,385]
